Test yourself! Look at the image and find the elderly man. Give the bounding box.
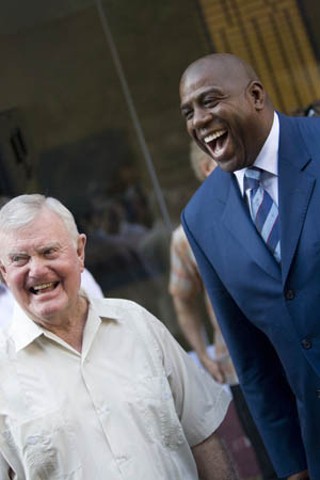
[0,193,235,479]
[179,52,320,480]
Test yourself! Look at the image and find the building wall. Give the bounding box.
[0,1,210,208]
[199,0,320,114]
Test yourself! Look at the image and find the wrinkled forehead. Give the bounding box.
[0,213,71,252]
[0,229,48,258]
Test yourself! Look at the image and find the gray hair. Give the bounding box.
[0,194,80,245]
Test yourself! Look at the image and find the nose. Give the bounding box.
[28,256,49,277]
[192,106,212,129]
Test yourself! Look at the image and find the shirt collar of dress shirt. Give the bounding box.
[10,295,120,353]
[234,111,279,195]
[10,301,43,351]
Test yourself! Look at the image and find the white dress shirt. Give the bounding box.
[234,112,280,205]
[0,297,230,479]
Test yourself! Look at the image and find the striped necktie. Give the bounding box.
[244,167,281,262]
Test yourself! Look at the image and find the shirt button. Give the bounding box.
[285,289,295,300]
[301,338,312,349]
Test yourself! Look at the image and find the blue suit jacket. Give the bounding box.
[182,113,320,478]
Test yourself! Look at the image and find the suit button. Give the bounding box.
[285,289,295,300]
[301,338,312,349]
[317,389,320,399]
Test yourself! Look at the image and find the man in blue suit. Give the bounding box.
[179,53,320,480]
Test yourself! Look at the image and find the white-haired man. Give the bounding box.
[0,193,236,479]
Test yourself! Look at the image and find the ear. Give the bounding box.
[77,234,87,271]
[247,81,265,110]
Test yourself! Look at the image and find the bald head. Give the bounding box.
[179,53,274,172]
[180,53,259,89]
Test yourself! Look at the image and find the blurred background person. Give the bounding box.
[291,98,320,117]
[169,141,276,480]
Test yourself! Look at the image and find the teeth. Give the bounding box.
[33,282,55,291]
[204,130,226,143]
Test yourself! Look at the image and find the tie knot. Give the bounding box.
[244,167,262,192]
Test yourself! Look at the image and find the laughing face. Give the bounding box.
[0,208,86,329]
[179,54,273,172]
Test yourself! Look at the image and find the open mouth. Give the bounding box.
[30,282,59,295]
[203,129,228,156]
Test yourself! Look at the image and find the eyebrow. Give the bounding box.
[8,242,61,257]
[5,252,29,266]
[180,86,225,110]
[7,249,28,257]
[38,242,61,252]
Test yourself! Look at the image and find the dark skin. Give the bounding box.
[179,53,310,480]
[179,53,274,173]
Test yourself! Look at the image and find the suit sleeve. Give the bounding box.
[181,210,308,478]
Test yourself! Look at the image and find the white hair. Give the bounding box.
[0,194,79,245]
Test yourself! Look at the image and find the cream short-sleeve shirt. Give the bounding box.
[0,297,230,479]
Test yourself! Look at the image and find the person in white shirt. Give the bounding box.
[0,194,104,330]
[0,193,236,480]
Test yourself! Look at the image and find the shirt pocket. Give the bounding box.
[133,375,185,449]
[7,408,82,480]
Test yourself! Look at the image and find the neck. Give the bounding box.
[41,295,89,352]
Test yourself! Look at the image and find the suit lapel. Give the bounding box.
[222,176,281,280]
[199,113,317,284]
[278,118,316,284]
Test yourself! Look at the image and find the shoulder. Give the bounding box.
[296,115,320,145]
[91,296,149,317]
[278,112,320,140]
[278,112,320,160]
[92,297,165,333]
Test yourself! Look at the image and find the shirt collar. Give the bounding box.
[234,112,279,195]
[10,301,45,351]
[10,297,120,353]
